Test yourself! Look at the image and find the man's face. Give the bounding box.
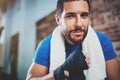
[56,1,90,44]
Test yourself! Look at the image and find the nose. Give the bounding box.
[76,16,83,27]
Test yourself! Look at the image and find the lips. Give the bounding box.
[72,28,84,36]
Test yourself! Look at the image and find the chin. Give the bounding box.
[74,40,83,44]
[70,38,84,44]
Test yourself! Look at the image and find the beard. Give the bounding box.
[63,27,88,44]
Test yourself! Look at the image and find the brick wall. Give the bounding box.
[36,11,57,47]
[91,0,120,61]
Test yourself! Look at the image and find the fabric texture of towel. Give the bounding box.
[49,25,106,80]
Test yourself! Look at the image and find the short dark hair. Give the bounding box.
[56,0,91,16]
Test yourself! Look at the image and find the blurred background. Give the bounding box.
[0,0,120,80]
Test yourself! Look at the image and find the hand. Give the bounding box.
[83,51,90,68]
[62,48,88,74]
[54,48,88,80]
[64,52,90,77]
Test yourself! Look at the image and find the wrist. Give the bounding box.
[53,66,66,80]
[40,73,55,80]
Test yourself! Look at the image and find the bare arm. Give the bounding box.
[106,58,120,80]
[26,62,55,80]
[26,62,70,80]
[26,53,89,80]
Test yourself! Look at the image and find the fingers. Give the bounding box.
[64,70,69,77]
[82,51,90,68]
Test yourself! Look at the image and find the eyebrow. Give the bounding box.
[81,12,90,15]
[65,12,75,15]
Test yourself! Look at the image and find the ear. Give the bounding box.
[55,14,61,25]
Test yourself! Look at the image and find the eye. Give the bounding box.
[81,12,89,19]
[65,13,75,19]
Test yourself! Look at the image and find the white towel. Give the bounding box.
[49,25,106,80]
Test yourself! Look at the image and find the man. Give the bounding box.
[26,0,120,80]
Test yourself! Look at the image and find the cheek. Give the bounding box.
[63,19,76,30]
[84,19,89,25]
[82,20,89,30]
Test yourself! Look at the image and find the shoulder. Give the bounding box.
[96,32,116,61]
[35,34,52,53]
[33,34,52,67]
[96,31,113,47]
[36,34,52,54]
[96,31,113,49]
[96,32,109,41]
[40,34,52,46]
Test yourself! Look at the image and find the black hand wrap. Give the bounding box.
[54,48,88,80]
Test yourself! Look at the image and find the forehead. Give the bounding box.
[63,1,89,13]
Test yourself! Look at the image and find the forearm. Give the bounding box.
[28,71,69,80]
[28,73,55,80]
[106,58,120,80]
